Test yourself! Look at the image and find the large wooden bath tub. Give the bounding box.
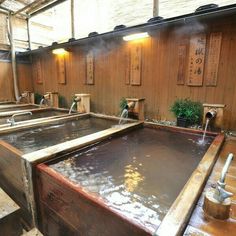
[0,113,139,226]
[35,124,224,236]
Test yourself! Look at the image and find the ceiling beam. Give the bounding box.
[0,5,10,12]
[29,0,67,17]
[27,0,59,15]
[14,0,46,16]
[0,0,7,5]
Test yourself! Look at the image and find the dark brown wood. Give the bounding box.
[187,34,206,86]
[205,32,222,86]
[177,45,186,85]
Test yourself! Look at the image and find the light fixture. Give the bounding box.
[52,48,67,55]
[123,32,149,41]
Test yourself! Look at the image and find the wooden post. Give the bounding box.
[153,0,159,17]
[71,0,75,38]
[27,17,32,50]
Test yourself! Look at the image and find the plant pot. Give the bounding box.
[177,117,189,127]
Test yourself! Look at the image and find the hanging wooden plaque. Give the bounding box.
[86,51,94,85]
[36,58,43,84]
[187,34,206,86]
[205,32,222,86]
[177,45,187,85]
[124,49,130,85]
[130,44,142,86]
[56,55,66,84]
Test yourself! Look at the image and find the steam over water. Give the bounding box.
[49,128,213,233]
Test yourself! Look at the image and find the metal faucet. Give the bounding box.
[7,111,32,126]
[213,153,234,202]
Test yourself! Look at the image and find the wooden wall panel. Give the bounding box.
[30,16,236,131]
[0,62,32,101]
[0,62,14,101]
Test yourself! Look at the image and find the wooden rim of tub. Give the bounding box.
[35,123,224,235]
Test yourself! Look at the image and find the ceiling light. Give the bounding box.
[123,32,149,41]
[52,48,67,55]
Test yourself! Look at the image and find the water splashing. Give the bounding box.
[198,118,210,145]
[39,98,45,107]
[119,108,128,125]
[69,102,76,114]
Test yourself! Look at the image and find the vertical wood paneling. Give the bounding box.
[29,16,236,130]
[0,62,32,101]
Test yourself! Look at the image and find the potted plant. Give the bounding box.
[170,98,203,127]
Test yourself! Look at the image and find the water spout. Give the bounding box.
[206,108,217,120]
[16,92,28,104]
[69,97,81,114]
[40,94,51,107]
[7,111,32,126]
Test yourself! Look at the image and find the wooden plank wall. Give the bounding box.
[0,61,33,101]
[30,15,236,130]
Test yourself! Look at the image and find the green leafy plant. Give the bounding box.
[170,98,203,124]
[34,92,43,104]
[59,95,67,108]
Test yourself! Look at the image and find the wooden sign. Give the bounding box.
[36,58,43,84]
[177,45,187,85]
[86,51,94,85]
[56,55,66,84]
[205,32,222,86]
[130,44,142,86]
[124,49,130,85]
[187,34,206,86]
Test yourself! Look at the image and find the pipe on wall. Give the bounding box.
[153,0,159,17]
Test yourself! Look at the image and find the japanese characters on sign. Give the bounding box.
[187,34,206,86]
[86,51,94,85]
[36,58,43,84]
[130,44,142,85]
[177,45,187,85]
[205,32,222,86]
[57,55,66,84]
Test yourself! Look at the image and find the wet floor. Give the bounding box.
[49,127,213,233]
[0,117,116,154]
[0,110,68,125]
